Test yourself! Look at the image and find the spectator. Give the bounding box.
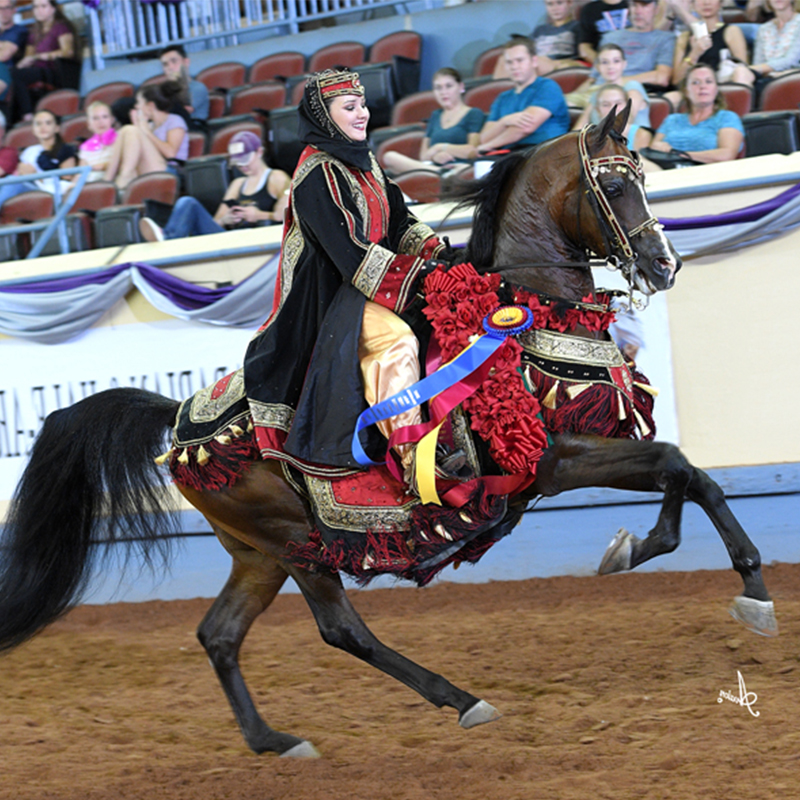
[0,108,19,177]
[0,108,75,207]
[578,0,630,64]
[103,81,188,189]
[600,0,677,90]
[159,44,209,123]
[747,0,800,86]
[9,0,81,124]
[477,38,570,154]
[671,0,752,87]
[573,83,654,150]
[567,43,650,130]
[649,63,744,163]
[0,0,26,66]
[77,101,118,182]
[139,131,290,242]
[382,68,484,176]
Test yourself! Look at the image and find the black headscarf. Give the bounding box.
[298,69,373,172]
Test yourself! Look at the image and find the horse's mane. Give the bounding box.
[445,150,532,270]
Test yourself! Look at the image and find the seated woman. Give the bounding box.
[573,83,653,151]
[139,131,291,241]
[567,44,650,131]
[10,0,81,124]
[381,68,484,177]
[76,101,118,182]
[648,64,744,164]
[0,108,75,207]
[747,0,800,89]
[103,81,188,189]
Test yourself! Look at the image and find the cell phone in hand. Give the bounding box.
[691,21,708,39]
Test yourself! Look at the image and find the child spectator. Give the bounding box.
[573,83,653,151]
[77,101,118,182]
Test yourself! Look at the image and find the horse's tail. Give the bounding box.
[0,388,181,652]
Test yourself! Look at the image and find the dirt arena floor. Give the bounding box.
[2,562,799,800]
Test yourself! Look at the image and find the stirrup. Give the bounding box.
[403,445,472,497]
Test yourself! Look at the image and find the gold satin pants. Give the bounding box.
[358,300,421,466]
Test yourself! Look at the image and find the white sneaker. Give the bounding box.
[139,217,165,242]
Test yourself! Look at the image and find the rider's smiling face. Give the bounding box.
[328,94,370,142]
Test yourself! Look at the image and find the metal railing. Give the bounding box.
[0,166,91,259]
[84,0,426,70]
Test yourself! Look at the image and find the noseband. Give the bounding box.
[577,126,661,276]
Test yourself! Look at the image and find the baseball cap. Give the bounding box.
[228,131,262,165]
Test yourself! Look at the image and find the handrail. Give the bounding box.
[0,166,91,259]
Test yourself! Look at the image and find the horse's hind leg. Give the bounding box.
[287,564,500,730]
[533,434,776,634]
[197,527,319,757]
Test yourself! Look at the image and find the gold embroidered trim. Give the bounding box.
[519,329,624,368]
[353,243,394,300]
[398,221,437,256]
[305,474,418,532]
[259,447,361,478]
[250,401,294,432]
[188,369,246,424]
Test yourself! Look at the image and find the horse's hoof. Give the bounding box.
[280,740,321,758]
[598,528,637,575]
[459,700,502,729]
[729,596,779,638]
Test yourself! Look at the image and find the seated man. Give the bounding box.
[159,44,210,123]
[0,0,26,66]
[478,37,570,155]
[139,131,290,242]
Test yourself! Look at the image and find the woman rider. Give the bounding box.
[244,69,452,486]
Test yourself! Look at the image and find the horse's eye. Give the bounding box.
[604,180,625,198]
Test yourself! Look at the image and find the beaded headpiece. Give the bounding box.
[304,69,365,138]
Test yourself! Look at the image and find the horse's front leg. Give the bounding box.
[530,434,776,635]
[286,564,501,730]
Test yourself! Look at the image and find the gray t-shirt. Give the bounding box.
[600,28,675,75]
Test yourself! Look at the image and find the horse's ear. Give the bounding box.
[588,105,618,151]
[614,98,632,136]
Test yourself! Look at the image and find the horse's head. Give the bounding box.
[571,103,682,294]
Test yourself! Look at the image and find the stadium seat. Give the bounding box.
[464,80,514,114]
[390,90,439,126]
[36,88,81,117]
[29,212,91,255]
[549,67,592,95]
[473,46,504,77]
[289,78,308,106]
[228,82,288,117]
[0,229,18,260]
[369,31,422,63]
[0,190,54,225]
[375,129,425,171]
[759,70,800,111]
[248,52,306,83]
[647,95,673,131]
[94,206,143,247]
[140,73,167,87]
[356,62,397,129]
[268,105,304,175]
[183,155,230,214]
[122,171,179,206]
[209,120,264,155]
[60,113,91,144]
[188,130,207,158]
[71,180,119,213]
[720,83,753,117]
[3,124,36,150]
[394,169,441,204]
[208,90,227,120]
[308,41,366,73]
[196,62,247,92]
[83,81,135,110]
[743,110,800,156]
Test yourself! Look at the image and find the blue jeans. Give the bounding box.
[0,180,38,208]
[164,196,224,239]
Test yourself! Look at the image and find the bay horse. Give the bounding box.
[0,108,776,758]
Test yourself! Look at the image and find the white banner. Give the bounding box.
[1,319,255,504]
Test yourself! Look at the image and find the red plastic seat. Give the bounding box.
[208,120,264,155]
[720,83,753,117]
[549,66,592,95]
[248,52,306,83]
[196,62,247,92]
[376,130,425,170]
[208,91,227,120]
[390,91,439,126]
[463,80,514,114]
[71,180,119,212]
[140,73,167,88]
[3,124,37,150]
[473,46,504,77]
[290,79,308,106]
[61,114,91,144]
[369,31,422,63]
[0,190,54,225]
[647,95,673,130]
[394,170,441,204]
[83,81,135,110]
[228,82,288,116]
[759,71,800,111]
[36,88,81,117]
[121,171,179,206]
[308,41,366,73]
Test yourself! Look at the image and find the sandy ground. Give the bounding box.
[1,563,799,800]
